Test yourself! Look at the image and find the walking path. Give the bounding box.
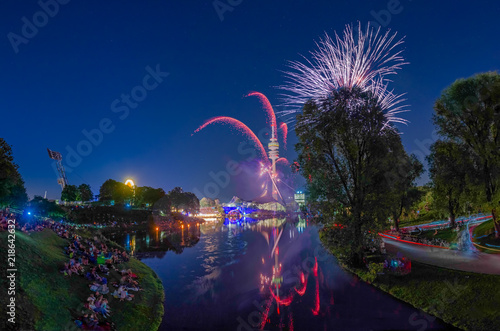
[383,237,500,275]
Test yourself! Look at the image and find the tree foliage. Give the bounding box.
[200,197,215,208]
[99,179,133,204]
[61,184,80,202]
[427,140,473,227]
[167,187,199,213]
[295,87,413,265]
[28,196,65,219]
[135,186,165,206]
[0,138,28,208]
[78,184,93,202]
[433,72,500,236]
[387,152,424,230]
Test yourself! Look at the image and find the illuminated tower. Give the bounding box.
[268,125,279,200]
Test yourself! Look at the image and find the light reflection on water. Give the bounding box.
[128,217,449,331]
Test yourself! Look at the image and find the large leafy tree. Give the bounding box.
[168,187,185,212]
[78,184,93,202]
[427,140,473,228]
[99,179,133,204]
[182,192,200,214]
[167,187,200,213]
[200,197,215,208]
[61,184,80,202]
[387,151,424,231]
[433,72,500,236]
[295,87,406,265]
[135,186,165,206]
[0,138,28,208]
[29,196,65,218]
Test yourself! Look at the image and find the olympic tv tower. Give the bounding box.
[268,124,279,200]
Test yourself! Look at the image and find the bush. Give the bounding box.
[366,262,384,283]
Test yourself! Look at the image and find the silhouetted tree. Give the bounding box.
[61,185,80,202]
[433,72,500,236]
[0,138,28,208]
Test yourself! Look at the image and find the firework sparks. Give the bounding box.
[246,92,278,133]
[276,157,289,167]
[193,116,269,163]
[279,122,288,150]
[280,22,408,127]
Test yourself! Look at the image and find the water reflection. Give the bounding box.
[133,217,449,330]
[110,222,201,258]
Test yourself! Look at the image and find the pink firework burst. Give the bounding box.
[276,157,289,167]
[246,92,278,134]
[279,122,288,150]
[193,116,269,164]
[280,22,408,128]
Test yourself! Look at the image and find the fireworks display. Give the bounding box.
[246,91,277,131]
[193,116,269,163]
[280,22,408,127]
[279,122,288,150]
[276,157,289,167]
[194,92,293,201]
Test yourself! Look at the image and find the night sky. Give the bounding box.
[1,0,499,201]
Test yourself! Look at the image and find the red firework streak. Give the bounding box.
[279,122,288,150]
[312,258,320,315]
[246,92,277,134]
[276,157,289,167]
[193,116,269,164]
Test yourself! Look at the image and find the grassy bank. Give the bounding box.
[472,219,500,253]
[418,227,459,243]
[0,229,164,331]
[320,230,500,331]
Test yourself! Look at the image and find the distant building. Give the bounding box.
[294,191,306,208]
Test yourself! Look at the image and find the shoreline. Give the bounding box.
[319,230,500,331]
[0,228,164,331]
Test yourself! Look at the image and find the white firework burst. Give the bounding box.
[279,22,408,127]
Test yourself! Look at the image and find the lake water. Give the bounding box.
[116,218,451,330]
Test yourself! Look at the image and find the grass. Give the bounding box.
[320,229,500,331]
[0,229,164,331]
[370,262,500,331]
[473,219,496,238]
[418,227,460,243]
[472,219,500,253]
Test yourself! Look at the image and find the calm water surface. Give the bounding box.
[117,218,451,331]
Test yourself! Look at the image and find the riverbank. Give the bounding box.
[472,219,500,253]
[320,230,500,331]
[0,229,164,331]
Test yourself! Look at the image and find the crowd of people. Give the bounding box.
[7,216,144,330]
[51,222,145,330]
[0,210,18,231]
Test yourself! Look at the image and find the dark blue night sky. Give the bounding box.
[1,0,499,201]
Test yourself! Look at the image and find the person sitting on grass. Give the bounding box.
[89,282,109,294]
[96,298,111,318]
[112,286,134,301]
[61,263,71,277]
[90,267,102,282]
[82,256,89,266]
[87,313,99,329]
